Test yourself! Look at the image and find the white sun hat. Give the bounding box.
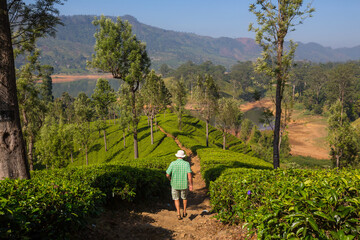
[175,150,186,158]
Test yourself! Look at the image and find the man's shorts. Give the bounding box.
[171,188,188,200]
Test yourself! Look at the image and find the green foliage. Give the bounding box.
[88,15,150,80]
[70,116,179,166]
[0,164,169,238]
[0,177,104,239]
[210,168,360,239]
[283,155,332,169]
[9,0,64,53]
[216,98,242,149]
[328,101,360,168]
[157,113,250,155]
[35,117,74,168]
[169,78,187,130]
[198,148,272,186]
[92,78,116,119]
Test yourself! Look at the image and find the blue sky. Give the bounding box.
[56,0,360,48]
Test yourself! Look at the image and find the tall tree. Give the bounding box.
[17,49,47,171]
[0,0,63,179]
[39,65,54,103]
[141,70,171,144]
[249,0,314,169]
[328,101,359,168]
[327,63,356,122]
[92,78,116,152]
[193,74,220,147]
[216,98,240,150]
[88,15,150,159]
[170,78,187,130]
[74,92,94,123]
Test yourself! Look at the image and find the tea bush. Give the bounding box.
[1,165,169,239]
[197,148,272,186]
[210,168,360,239]
[157,113,251,154]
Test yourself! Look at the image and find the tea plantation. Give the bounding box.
[1,113,359,239]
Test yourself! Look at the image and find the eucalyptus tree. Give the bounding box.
[328,101,359,168]
[17,49,47,171]
[303,64,328,113]
[39,65,54,103]
[118,85,133,149]
[88,15,150,159]
[74,92,94,123]
[216,98,240,150]
[170,78,187,131]
[0,0,63,179]
[141,70,171,144]
[92,78,116,152]
[249,0,314,169]
[193,74,220,147]
[327,63,356,122]
[74,122,93,166]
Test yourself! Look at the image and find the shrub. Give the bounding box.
[1,164,169,238]
[210,168,360,239]
[197,148,272,186]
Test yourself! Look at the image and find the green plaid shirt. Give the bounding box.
[166,158,192,190]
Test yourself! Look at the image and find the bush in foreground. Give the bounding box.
[0,165,168,239]
[210,168,360,239]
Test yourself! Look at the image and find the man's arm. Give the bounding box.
[166,174,171,181]
[187,172,193,191]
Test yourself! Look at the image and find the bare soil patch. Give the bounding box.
[52,74,113,83]
[240,99,330,160]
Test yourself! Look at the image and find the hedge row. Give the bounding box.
[157,113,251,154]
[210,168,360,239]
[197,148,272,186]
[1,165,169,239]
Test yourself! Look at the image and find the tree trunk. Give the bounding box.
[85,145,88,165]
[150,115,154,145]
[292,84,295,99]
[123,131,126,148]
[134,128,138,159]
[28,135,34,171]
[273,33,285,170]
[223,132,226,150]
[71,151,73,163]
[206,119,209,147]
[132,89,139,159]
[178,114,182,131]
[0,1,30,179]
[103,129,107,152]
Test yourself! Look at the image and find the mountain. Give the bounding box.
[31,15,360,74]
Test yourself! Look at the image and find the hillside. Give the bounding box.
[26,15,360,74]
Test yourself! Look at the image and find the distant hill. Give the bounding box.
[30,15,360,73]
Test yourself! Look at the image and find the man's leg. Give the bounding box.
[183,199,187,216]
[174,199,181,216]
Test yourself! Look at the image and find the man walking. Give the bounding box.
[166,150,193,220]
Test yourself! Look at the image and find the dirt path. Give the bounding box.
[77,126,249,240]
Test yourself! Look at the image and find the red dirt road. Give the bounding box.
[52,74,114,83]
